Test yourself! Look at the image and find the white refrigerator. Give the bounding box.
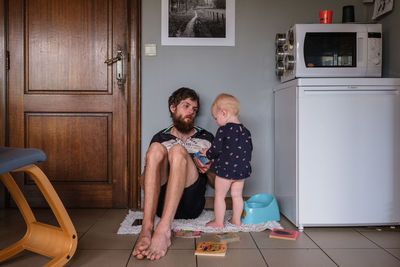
[274,78,400,230]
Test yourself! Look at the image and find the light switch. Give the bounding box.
[144,44,157,56]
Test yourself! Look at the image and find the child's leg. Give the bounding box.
[206,176,232,228]
[228,179,245,226]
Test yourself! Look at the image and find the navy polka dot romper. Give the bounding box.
[206,123,253,180]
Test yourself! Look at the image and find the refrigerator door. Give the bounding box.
[298,87,400,225]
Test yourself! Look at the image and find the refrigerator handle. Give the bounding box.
[302,89,400,96]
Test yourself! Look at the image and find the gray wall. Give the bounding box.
[375,3,400,77]
[141,0,370,197]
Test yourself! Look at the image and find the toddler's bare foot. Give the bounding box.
[206,220,224,228]
[228,218,241,226]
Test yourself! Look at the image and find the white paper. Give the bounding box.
[372,0,394,19]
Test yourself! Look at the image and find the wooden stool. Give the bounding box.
[0,147,77,266]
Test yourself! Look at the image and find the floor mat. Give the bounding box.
[117,210,281,234]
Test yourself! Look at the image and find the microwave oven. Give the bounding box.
[275,24,382,82]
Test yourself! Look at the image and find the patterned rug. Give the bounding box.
[117,210,281,234]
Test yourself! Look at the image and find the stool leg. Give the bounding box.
[14,164,78,265]
[0,165,78,266]
[0,172,36,262]
[16,165,77,238]
[0,172,36,225]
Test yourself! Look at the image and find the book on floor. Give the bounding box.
[173,229,201,238]
[215,232,240,243]
[269,228,299,241]
[195,241,227,257]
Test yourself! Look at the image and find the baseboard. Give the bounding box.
[205,196,250,210]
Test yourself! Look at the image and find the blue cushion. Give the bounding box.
[0,147,46,175]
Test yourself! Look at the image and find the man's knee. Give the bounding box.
[168,144,189,163]
[146,142,168,163]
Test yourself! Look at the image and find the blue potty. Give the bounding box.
[241,194,280,224]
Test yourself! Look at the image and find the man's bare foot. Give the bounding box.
[145,225,172,260]
[132,228,152,259]
[228,218,241,226]
[206,220,224,228]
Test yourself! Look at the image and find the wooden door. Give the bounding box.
[7,0,139,208]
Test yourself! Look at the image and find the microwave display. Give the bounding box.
[304,32,356,68]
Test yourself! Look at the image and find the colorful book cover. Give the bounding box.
[269,228,299,241]
[173,229,201,238]
[195,241,227,256]
[216,232,240,243]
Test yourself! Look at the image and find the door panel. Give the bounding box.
[27,0,110,92]
[8,0,130,208]
[26,113,111,182]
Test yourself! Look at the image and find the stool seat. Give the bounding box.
[0,147,46,175]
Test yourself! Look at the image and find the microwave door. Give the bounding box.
[298,32,365,77]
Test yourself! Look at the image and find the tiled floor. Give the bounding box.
[1,208,400,266]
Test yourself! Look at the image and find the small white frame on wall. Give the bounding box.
[161,0,235,46]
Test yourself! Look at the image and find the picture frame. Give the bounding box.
[161,0,235,46]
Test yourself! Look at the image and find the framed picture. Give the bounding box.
[161,0,235,46]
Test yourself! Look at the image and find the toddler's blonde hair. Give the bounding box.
[211,93,240,116]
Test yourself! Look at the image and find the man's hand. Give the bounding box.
[193,156,211,173]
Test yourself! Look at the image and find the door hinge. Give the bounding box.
[6,51,10,70]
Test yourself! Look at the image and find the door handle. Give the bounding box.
[104,48,125,90]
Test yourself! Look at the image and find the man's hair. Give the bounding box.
[168,87,200,115]
[211,93,240,116]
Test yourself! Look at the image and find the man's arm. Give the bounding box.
[193,157,215,188]
[193,156,211,174]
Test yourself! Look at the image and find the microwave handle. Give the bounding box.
[357,32,367,67]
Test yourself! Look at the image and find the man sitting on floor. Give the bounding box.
[132,87,215,260]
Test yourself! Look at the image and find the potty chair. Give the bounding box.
[241,194,280,224]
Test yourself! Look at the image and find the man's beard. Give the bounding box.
[172,113,194,134]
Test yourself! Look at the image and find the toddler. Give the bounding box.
[202,93,252,228]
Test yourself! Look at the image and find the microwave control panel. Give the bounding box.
[367,32,382,66]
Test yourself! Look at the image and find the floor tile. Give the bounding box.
[0,230,26,251]
[324,248,400,267]
[66,249,131,267]
[359,231,400,248]
[0,250,50,266]
[195,232,256,249]
[67,209,108,233]
[251,230,318,248]
[127,249,196,267]
[88,209,130,233]
[197,248,266,267]
[170,235,196,250]
[305,228,378,248]
[387,249,400,260]
[260,248,337,267]
[78,229,137,250]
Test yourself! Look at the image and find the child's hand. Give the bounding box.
[200,148,208,157]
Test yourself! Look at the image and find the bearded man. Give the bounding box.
[132,87,215,261]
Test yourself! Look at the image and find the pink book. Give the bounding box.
[269,228,299,241]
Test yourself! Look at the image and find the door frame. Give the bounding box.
[0,0,142,209]
[128,0,142,209]
[0,0,5,208]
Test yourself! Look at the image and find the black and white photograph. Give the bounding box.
[372,0,394,19]
[161,0,235,46]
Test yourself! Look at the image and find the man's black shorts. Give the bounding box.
[156,173,207,219]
